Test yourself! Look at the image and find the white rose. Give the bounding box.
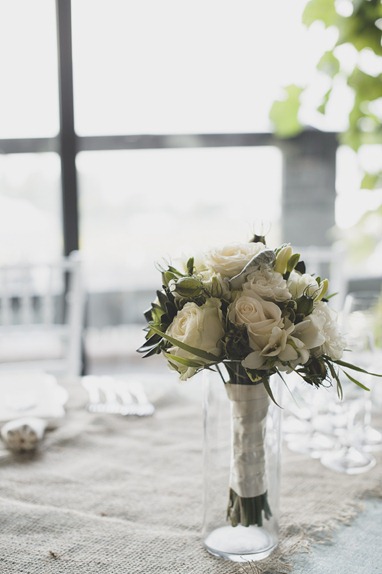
[166,298,224,380]
[204,242,266,279]
[287,271,321,300]
[243,268,291,302]
[229,293,283,352]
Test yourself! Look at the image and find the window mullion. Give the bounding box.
[56,0,79,256]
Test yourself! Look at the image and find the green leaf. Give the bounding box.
[143,308,153,322]
[326,292,338,300]
[167,265,185,277]
[186,257,194,275]
[163,352,204,369]
[334,358,382,378]
[317,88,332,115]
[269,85,304,138]
[137,333,161,351]
[361,170,382,190]
[262,377,282,408]
[348,68,382,102]
[150,305,164,323]
[295,260,306,274]
[336,376,344,400]
[156,290,169,309]
[326,359,343,399]
[342,370,370,391]
[302,0,338,27]
[287,253,301,273]
[148,325,220,363]
[141,346,161,359]
[317,51,340,77]
[337,12,382,55]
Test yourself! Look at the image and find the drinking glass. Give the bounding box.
[320,291,382,474]
[283,372,335,460]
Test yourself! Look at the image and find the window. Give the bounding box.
[1,0,350,295]
[0,153,61,263]
[0,0,59,138]
[71,0,317,135]
[77,147,282,290]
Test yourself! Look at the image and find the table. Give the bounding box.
[1,373,381,574]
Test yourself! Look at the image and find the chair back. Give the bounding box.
[0,251,84,377]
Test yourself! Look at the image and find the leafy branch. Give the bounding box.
[269,0,382,189]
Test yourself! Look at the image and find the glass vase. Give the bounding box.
[202,365,282,562]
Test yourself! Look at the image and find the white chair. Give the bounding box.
[0,251,85,377]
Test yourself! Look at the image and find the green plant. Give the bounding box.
[270,0,382,189]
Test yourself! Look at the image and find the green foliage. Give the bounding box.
[269,0,382,188]
[342,201,382,262]
[302,0,338,27]
[268,85,304,138]
[317,51,341,77]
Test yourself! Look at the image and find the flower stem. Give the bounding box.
[225,375,271,528]
[227,489,272,527]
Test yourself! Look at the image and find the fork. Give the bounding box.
[82,376,155,417]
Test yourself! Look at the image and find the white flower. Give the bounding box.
[166,298,224,380]
[278,335,310,365]
[287,271,322,300]
[242,325,292,370]
[274,244,293,275]
[282,302,345,367]
[292,314,326,350]
[312,302,346,360]
[243,268,291,302]
[229,293,283,354]
[241,321,310,371]
[204,242,266,279]
[268,311,325,371]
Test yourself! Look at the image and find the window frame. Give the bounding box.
[0,0,338,258]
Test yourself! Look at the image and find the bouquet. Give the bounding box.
[138,236,379,528]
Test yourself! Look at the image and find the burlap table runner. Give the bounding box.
[1,373,381,574]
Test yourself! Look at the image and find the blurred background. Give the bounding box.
[0,0,381,374]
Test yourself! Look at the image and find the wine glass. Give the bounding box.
[283,371,336,459]
[343,291,382,451]
[320,291,382,474]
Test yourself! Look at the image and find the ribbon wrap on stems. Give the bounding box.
[225,380,272,527]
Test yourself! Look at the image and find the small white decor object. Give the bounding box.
[1,417,47,452]
[0,372,68,455]
[0,371,68,426]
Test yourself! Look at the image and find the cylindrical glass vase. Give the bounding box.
[202,366,282,562]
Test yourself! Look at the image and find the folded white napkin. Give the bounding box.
[1,417,47,453]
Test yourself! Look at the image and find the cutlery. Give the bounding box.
[82,376,155,417]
